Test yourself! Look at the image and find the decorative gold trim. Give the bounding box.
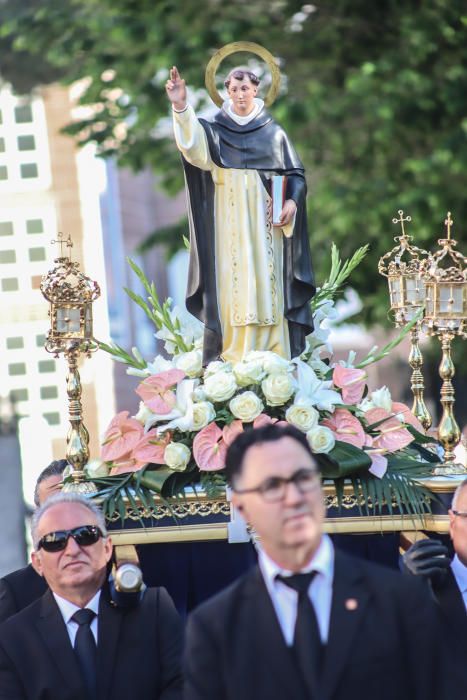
[111,523,229,545]
[109,514,450,545]
[205,41,281,108]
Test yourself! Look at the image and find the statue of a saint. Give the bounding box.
[166,64,315,364]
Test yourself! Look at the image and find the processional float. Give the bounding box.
[38,45,466,570]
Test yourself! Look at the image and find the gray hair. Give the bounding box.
[451,478,467,510]
[31,492,108,550]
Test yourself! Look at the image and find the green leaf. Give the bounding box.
[316,440,372,479]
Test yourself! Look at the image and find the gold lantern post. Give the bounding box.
[421,212,467,474]
[378,210,432,430]
[40,233,101,493]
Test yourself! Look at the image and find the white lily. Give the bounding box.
[293,358,343,412]
[153,378,198,434]
[146,354,176,374]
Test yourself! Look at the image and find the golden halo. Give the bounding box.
[205,41,281,108]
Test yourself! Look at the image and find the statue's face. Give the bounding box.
[227,76,258,116]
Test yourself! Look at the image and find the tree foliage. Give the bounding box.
[1,0,467,324]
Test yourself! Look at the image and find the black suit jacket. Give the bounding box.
[0,565,47,623]
[433,567,467,695]
[184,549,441,700]
[0,585,183,700]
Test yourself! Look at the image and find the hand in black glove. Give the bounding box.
[401,538,450,584]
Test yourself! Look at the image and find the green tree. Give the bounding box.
[2,0,467,325]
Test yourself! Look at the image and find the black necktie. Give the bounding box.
[71,608,97,698]
[276,571,323,691]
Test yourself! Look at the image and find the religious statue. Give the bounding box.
[165,43,315,364]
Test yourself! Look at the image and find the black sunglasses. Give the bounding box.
[37,525,104,552]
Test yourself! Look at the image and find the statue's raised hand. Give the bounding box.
[166,66,187,110]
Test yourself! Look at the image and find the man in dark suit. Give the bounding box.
[0,459,67,622]
[0,492,182,699]
[184,424,441,700]
[402,477,467,692]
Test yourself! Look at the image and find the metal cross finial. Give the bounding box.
[51,232,73,259]
[392,209,412,238]
[444,211,453,240]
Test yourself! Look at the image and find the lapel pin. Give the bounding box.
[345,598,358,611]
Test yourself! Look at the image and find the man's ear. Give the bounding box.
[104,536,113,564]
[31,551,44,577]
[448,509,455,538]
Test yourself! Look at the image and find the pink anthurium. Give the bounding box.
[193,422,227,471]
[332,365,367,405]
[132,429,172,464]
[222,420,244,447]
[368,451,388,478]
[391,402,425,433]
[322,408,366,448]
[109,456,147,475]
[135,369,185,414]
[101,411,144,462]
[365,407,414,451]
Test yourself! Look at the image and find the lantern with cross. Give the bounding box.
[420,212,467,473]
[40,233,100,492]
[378,210,431,430]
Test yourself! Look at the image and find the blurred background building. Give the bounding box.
[0,81,185,571]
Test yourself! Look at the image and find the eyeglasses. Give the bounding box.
[233,468,320,503]
[37,525,104,552]
[452,510,467,518]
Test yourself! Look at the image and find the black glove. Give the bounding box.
[401,538,450,584]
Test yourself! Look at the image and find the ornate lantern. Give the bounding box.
[40,233,100,492]
[378,210,431,430]
[421,212,467,473]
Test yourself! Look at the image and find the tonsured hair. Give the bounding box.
[224,67,260,89]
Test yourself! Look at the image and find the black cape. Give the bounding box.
[182,106,315,363]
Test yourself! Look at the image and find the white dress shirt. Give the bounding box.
[451,555,467,611]
[53,590,101,647]
[258,534,334,645]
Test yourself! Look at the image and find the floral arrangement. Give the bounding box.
[90,246,439,519]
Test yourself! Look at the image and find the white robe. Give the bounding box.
[173,104,294,363]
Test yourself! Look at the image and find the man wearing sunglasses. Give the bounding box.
[402,478,467,694]
[0,492,183,699]
[0,459,67,622]
[184,424,441,700]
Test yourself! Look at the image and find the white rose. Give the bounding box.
[133,401,155,425]
[85,459,110,478]
[175,350,203,378]
[370,386,392,413]
[286,401,319,432]
[262,352,291,374]
[233,360,265,387]
[164,442,191,471]
[191,401,216,431]
[261,372,296,406]
[204,360,232,377]
[192,386,207,402]
[204,372,238,402]
[229,391,264,422]
[306,426,335,454]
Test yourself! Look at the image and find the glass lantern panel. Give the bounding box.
[84,305,93,337]
[389,278,401,307]
[439,285,454,315]
[56,306,81,333]
[425,284,434,315]
[404,276,420,304]
[449,285,465,315]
